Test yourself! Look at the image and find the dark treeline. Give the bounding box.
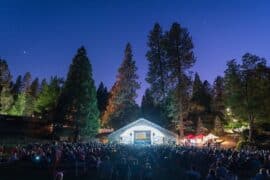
[1,22,270,144]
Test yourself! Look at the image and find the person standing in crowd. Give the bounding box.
[185,165,201,180]
[206,169,217,180]
[129,159,141,180]
[254,168,270,180]
[98,156,113,180]
[54,171,64,180]
[215,161,228,179]
[142,162,153,180]
[116,157,130,180]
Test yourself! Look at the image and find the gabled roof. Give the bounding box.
[108,118,178,138]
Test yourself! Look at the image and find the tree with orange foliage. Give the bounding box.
[101,43,140,129]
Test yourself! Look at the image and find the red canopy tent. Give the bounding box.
[186,134,195,139]
[196,134,204,139]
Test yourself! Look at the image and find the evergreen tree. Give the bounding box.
[102,43,140,129]
[0,59,12,92]
[263,68,270,121]
[30,78,39,98]
[9,93,26,116]
[190,75,212,113]
[0,59,13,114]
[9,74,26,116]
[96,82,109,114]
[12,75,23,95]
[190,73,204,113]
[22,77,40,116]
[35,76,63,116]
[224,53,270,141]
[141,89,154,116]
[201,80,213,113]
[213,76,225,116]
[141,88,163,125]
[214,115,224,136]
[56,47,99,140]
[165,22,195,137]
[21,72,34,116]
[146,23,168,103]
[39,79,48,96]
[0,86,14,114]
[40,79,48,89]
[21,72,31,93]
[196,117,207,134]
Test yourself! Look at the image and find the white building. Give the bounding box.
[108,118,177,145]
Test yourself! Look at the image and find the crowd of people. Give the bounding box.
[0,142,270,180]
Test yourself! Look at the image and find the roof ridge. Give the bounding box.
[108,118,177,138]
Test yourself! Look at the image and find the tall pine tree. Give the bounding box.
[214,115,224,136]
[201,80,213,113]
[213,76,225,116]
[30,78,39,98]
[21,72,31,93]
[9,74,26,116]
[9,93,26,116]
[141,88,163,125]
[34,76,63,117]
[165,23,195,137]
[146,23,168,103]
[0,59,13,114]
[102,43,140,129]
[196,116,208,134]
[22,72,34,116]
[190,73,204,113]
[12,75,23,95]
[96,82,109,115]
[56,47,99,140]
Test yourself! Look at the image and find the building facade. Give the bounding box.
[108,118,177,145]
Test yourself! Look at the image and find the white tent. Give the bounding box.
[205,133,219,141]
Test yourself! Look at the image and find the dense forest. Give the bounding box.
[1,22,270,144]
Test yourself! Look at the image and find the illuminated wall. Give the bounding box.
[119,125,165,145]
[108,118,177,145]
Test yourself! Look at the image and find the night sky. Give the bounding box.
[1,0,270,104]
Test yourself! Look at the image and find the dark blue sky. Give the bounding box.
[1,0,270,103]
